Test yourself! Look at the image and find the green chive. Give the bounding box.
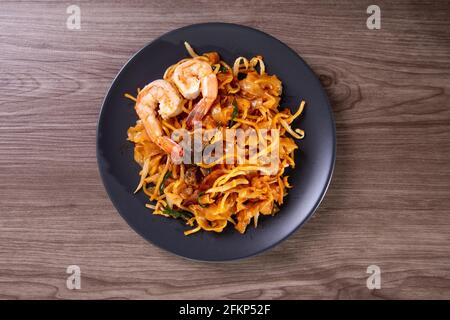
[228,100,238,128]
[159,171,172,195]
[163,207,192,220]
[219,65,228,73]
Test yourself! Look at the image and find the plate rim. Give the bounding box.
[96,22,336,261]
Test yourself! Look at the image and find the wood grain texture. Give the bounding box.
[0,0,449,300]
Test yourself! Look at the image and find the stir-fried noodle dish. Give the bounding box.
[126,42,305,235]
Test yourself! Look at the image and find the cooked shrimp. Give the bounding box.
[172,59,218,128]
[135,79,184,160]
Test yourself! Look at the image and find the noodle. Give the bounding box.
[126,42,306,235]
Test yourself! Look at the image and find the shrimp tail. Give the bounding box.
[186,74,218,128]
[156,136,184,161]
[186,100,210,128]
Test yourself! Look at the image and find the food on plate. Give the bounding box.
[126,42,305,235]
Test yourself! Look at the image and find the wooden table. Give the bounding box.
[1,0,449,300]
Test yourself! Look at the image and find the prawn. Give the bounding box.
[135,79,184,160]
[172,58,218,128]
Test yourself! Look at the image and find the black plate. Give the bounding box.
[97,23,336,261]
